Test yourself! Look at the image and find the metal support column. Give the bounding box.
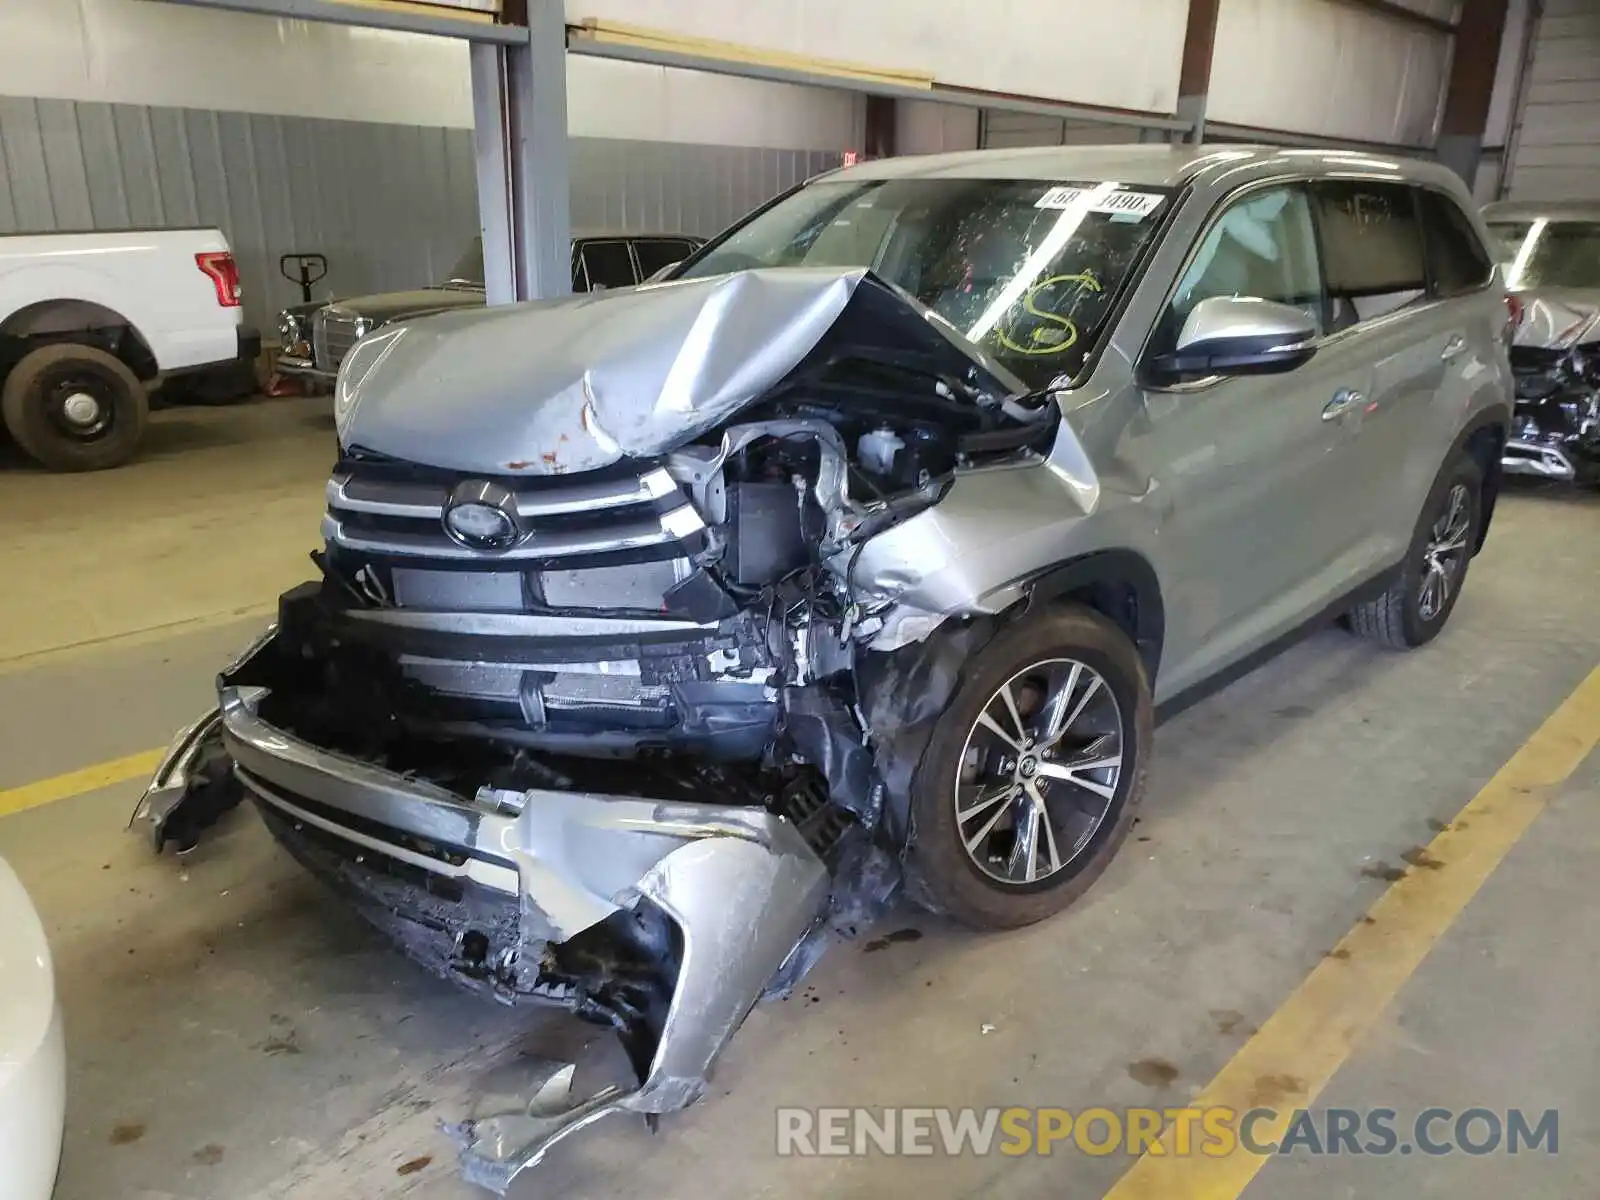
[1437,0,1513,187]
[470,0,571,304]
[1177,0,1222,143]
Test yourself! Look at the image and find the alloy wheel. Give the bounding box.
[1418,482,1472,622]
[954,658,1126,886]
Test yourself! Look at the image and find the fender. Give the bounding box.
[0,263,163,361]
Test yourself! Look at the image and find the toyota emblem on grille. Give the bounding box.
[442,480,522,551]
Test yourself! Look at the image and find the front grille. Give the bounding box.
[323,461,706,568]
[321,459,740,731]
[312,308,367,373]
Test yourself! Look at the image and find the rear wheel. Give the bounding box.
[1347,452,1482,649]
[2,342,149,471]
[905,606,1153,930]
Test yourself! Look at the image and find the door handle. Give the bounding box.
[1322,389,1363,421]
[1441,335,1467,361]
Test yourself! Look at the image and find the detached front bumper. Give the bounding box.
[135,671,829,1193]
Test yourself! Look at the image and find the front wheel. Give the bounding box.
[1347,452,1482,649]
[905,606,1153,930]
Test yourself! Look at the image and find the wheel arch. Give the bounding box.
[0,298,159,380]
[1453,411,1506,554]
[1020,549,1166,684]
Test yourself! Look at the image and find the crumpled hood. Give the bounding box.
[336,268,874,475]
[1512,288,1600,350]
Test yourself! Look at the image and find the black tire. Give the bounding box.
[904,605,1154,930]
[1347,452,1483,649]
[1,342,149,471]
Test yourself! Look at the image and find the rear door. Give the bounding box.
[1307,181,1461,572]
[1411,187,1501,513]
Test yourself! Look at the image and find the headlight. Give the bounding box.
[333,326,405,437]
[277,312,305,353]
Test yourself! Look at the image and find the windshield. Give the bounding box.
[1489,219,1600,289]
[444,238,485,288]
[677,178,1172,389]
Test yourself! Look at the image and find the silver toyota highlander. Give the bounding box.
[136,145,1513,1192]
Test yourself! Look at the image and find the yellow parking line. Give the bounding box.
[0,748,165,819]
[1103,661,1600,1200]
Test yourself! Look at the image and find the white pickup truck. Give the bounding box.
[0,228,255,471]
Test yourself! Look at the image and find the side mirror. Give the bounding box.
[1149,296,1318,381]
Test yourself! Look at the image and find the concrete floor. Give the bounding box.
[0,398,1596,1199]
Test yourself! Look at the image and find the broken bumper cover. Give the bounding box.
[139,682,830,1194]
[131,707,225,850]
[1501,437,1600,483]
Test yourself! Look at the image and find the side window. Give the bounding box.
[580,240,638,290]
[571,244,589,292]
[1417,190,1493,296]
[1311,181,1428,330]
[1154,184,1323,353]
[633,238,698,280]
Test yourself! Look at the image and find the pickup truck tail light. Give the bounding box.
[196,251,242,308]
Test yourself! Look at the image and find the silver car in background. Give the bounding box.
[1483,201,1600,484]
[138,145,1512,1193]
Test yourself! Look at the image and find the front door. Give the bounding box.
[1132,183,1365,697]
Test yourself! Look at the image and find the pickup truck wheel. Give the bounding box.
[905,606,1153,931]
[1346,452,1482,649]
[2,342,149,471]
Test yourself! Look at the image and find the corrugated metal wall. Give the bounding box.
[1503,0,1600,201]
[0,94,839,334]
[979,111,1141,149]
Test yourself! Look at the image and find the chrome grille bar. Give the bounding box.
[313,307,366,373]
[323,463,702,563]
[322,511,696,561]
[326,466,680,519]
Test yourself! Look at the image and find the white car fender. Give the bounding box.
[0,260,162,345]
[0,857,65,1200]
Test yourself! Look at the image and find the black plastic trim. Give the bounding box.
[1153,558,1401,725]
[1022,549,1166,681]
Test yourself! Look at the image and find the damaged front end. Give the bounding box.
[132,267,1064,1192]
[1503,294,1600,485]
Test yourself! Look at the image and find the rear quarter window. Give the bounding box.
[633,238,699,280]
[1417,190,1493,296]
[578,240,637,290]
